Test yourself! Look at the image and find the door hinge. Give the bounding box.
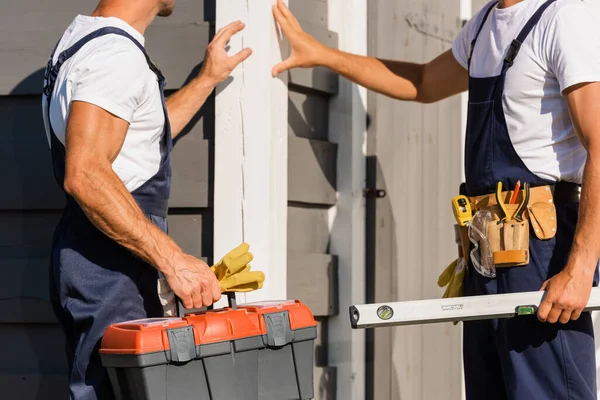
[363,188,387,199]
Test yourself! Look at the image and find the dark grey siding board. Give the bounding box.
[0,212,60,258]
[287,206,330,254]
[288,136,337,206]
[314,319,328,367]
[0,324,68,373]
[1,259,53,306]
[288,89,329,141]
[0,373,69,400]
[0,298,57,325]
[290,0,329,27]
[145,22,211,91]
[167,213,206,259]
[287,252,338,317]
[0,96,66,210]
[0,0,211,95]
[313,366,337,400]
[170,136,210,208]
[287,24,339,95]
[0,95,209,210]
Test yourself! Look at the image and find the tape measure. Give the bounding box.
[451,195,473,227]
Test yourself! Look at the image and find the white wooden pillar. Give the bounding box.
[214,0,289,306]
[327,0,368,399]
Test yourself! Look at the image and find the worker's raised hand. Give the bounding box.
[200,20,253,85]
[537,265,594,324]
[163,253,221,309]
[272,0,329,76]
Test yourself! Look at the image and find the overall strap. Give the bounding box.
[503,0,557,69]
[468,2,498,69]
[43,26,163,99]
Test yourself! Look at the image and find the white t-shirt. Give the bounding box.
[452,0,600,184]
[42,15,166,192]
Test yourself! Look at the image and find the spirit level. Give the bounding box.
[349,287,600,329]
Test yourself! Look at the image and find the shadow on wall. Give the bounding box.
[2,68,70,399]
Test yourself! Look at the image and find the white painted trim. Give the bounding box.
[327,0,367,399]
[459,3,472,399]
[214,0,289,308]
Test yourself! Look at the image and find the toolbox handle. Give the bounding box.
[227,293,237,310]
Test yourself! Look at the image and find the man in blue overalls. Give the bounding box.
[272,0,600,398]
[42,0,252,398]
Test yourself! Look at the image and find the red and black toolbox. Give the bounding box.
[99,300,318,400]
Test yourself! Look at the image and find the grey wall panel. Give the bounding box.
[0,97,66,210]
[0,212,60,258]
[287,253,338,317]
[167,213,206,259]
[0,324,68,373]
[170,136,210,208]
[288,24,339,95]
[0,95,209,209]
[290,0,329,27]
[0,258,56,324]
[0,297,57,325]
[313,366,337,400]
[145,22,211,91]
[0,0,210,95]
[288,136,337,206]
[287,206,330,253]
[0,374,69,400]
[289,90,329,141]
[314,319,328,367]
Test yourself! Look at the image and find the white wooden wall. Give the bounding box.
[368,1,466,399]
[214,0,289,306]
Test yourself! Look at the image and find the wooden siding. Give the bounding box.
[0,1,214,397]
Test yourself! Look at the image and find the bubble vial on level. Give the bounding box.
[516,306,536,316]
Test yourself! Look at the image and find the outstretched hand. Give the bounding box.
[200,20,253,85]
[272,0,329,76]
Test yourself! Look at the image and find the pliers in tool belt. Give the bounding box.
[496,181,530,222]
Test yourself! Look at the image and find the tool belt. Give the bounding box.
[457,181,580,269]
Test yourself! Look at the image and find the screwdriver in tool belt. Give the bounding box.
[510,180,521,205]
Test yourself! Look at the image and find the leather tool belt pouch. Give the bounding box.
[465,185,558,268]
[487,211,530,267]
[455,224,471,261]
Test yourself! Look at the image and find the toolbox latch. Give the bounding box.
[264,311,294,347]
[167,326,196,363]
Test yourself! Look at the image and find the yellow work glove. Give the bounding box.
[438,258,466,299]
[437,258,466,326]
[211,243,266,293]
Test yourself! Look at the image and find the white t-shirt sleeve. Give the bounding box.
[452,1,497,70]
[546,3,600,93]
[70,38,148,123]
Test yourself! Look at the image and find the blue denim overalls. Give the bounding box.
[462,1,598,399]
[44,27,172,400]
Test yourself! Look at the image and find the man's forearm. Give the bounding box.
[322,48,423,101]
[318,48,467,103]
[64,162,181,276]
[567,150,600,276]
[166,76,216,139]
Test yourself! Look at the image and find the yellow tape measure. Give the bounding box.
[452,195,473,227]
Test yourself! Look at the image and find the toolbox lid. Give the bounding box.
[238,300,318,331]
[100,300,316,356]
